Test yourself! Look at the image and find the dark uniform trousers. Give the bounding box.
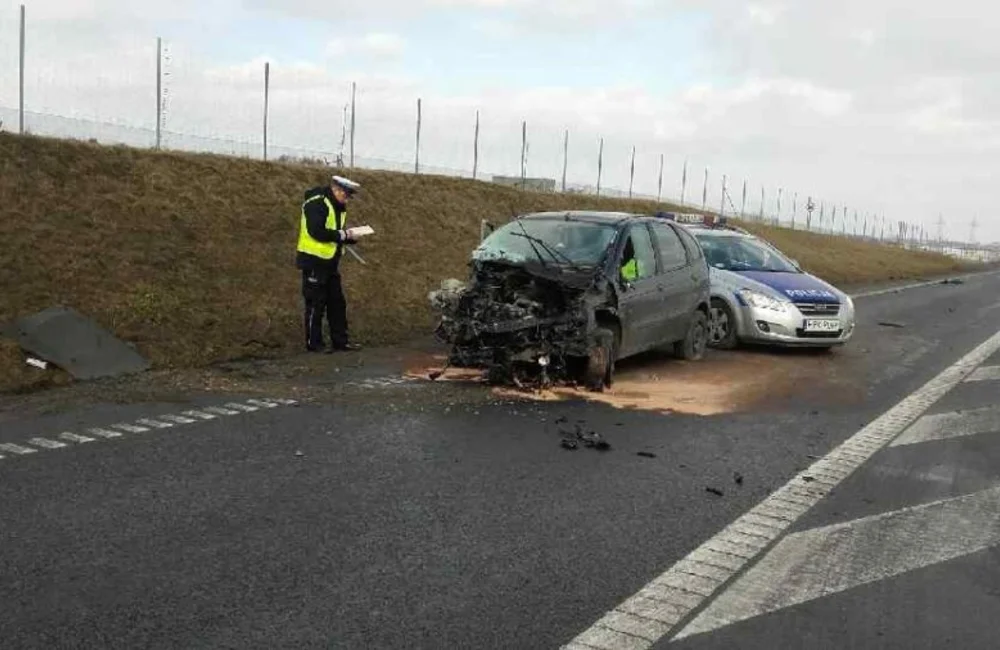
[302,266,349,350]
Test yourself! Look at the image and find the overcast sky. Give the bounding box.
[0,0,996,242]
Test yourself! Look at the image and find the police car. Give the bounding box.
[659,212,856,350]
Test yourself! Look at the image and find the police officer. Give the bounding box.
[296,174,363,353]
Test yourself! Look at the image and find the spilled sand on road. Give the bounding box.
[402,348,864,415]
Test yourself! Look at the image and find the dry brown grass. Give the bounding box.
[0,131,976,393]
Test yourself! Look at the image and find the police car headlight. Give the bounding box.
[738,288,789,313]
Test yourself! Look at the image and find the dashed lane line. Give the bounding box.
[86,428,123,439]
[28,437,67,450]
[0,443,36,455]
[111,423,150,434]
[59,432,95,444]
[561,328,1000,650]
[136,418,175,429]
[181,410,217,420]
[0,397,300,464]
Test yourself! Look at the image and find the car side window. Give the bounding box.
[676,226,704,262]
[650,222,690,271]
[621,224,657,281]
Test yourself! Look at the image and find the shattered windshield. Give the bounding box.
[474,218,618,267]
[694,233,799,273]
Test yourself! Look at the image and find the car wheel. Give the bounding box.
[583,326,616,392]
[674,310,709,361]
[708,298,738,350]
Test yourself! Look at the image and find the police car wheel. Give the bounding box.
[708,298,738,350]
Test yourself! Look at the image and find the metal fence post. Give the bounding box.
[155,36,161,148]
[415,98,421,173]
[719,174,727,217]
[562,129,568,193]
[472,110,479,180]
[628,145,636,199]
[520,120,526,189]
[701,167,708,209]
[597,137,604,197]
[680,159,687,204]
[349,82,356,168]
[657,154,664,203]
[741,180,747,219]
[263,61,269,161]
[19,4,25,135]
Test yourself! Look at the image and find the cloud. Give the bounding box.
[326,33,406,60]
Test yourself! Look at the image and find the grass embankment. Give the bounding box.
[0,132,974,393]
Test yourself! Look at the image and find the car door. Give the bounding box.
[649,221,696,344]
[616,223,662,356]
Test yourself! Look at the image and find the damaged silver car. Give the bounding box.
[430,211,712,390]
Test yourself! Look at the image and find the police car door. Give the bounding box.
[617,223,662,356]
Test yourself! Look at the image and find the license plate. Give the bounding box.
[804,319,841,332]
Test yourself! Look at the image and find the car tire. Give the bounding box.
[674,310,709,361]
[708,298,738,350]
[584,326,616,392]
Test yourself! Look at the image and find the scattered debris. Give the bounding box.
[940,278,965,285]
[878,321,907,329]
[295,450,305,458]
[3,305,150,380]
[559,422,611,451]
[706,486,725,497]
[733,472,744,486]
[637,451,657,458]
[807,454,821,460]
[802,476,816,483]
[25,357,48,370]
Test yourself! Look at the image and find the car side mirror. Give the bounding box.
[480,220,495,242]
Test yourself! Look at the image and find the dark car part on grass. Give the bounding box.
[429,211,712,390]
[2,306,150,380]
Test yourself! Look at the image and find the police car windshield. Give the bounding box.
[474,218,617,267]
[694,232,799,273]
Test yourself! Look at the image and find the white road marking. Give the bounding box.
[889,405,1000,448]
[181,410,217,420]
[675,485,1000,639]
[28,437,67,449]
[225,402,258,412]
[966,365,1000,382]
[87,428,124,439]
[266,397,298,405]
[561,328,1000,650]
[159,414,197,424]
[111,423,150,433]
[135,418,174,429]
[246,398,280,408]
[59,432,95,443]
[0,443,37,455]
[203,406,240,416]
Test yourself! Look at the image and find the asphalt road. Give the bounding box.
[1,272,999,649]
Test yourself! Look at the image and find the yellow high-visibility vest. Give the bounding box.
[297,194,346,259]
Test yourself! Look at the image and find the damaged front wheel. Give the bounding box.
[583,326,616,392]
